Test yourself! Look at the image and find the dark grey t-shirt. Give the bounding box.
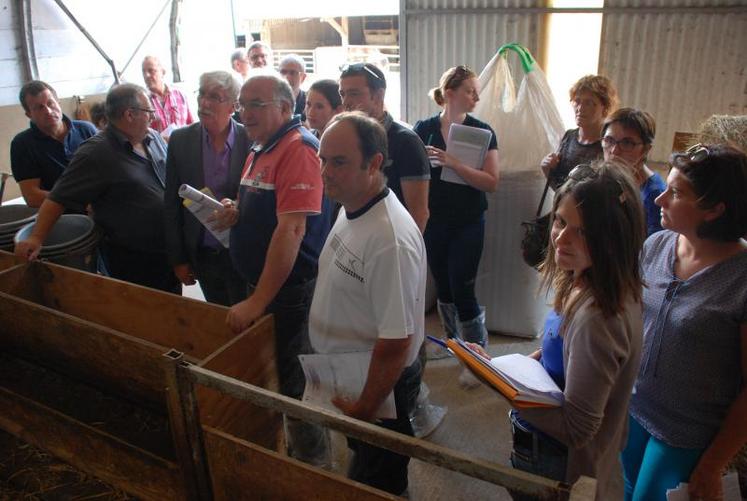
[548,128,603,191]
[49,126,168,253]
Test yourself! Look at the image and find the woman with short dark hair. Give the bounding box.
[622,144,747,501]
[602,107,664,236]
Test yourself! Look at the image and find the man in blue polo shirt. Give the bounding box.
[10,80,97,207]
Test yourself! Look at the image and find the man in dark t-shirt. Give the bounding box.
[339,63,430,233]
[10,80,97,207]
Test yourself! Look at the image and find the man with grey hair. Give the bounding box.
[310,112,426,495]
[15,83,178,293]
[278,54,307,120]
[247,41,272,69]
[164,71,249,306]
[217,74,332,464]
[230,49,250,80]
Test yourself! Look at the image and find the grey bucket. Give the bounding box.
[0,205,38,251]
[14,214,101,273]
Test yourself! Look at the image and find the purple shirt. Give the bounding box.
[201,121,235,248]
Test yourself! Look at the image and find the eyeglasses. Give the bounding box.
[684,143,710,162]
[131,107,156,119]
[195,90,232,104]
[279,68,301,76]
[340,62,383,81]
[602,136,644,152]
[444,65,473,88]
[671,142,710,169]
[237,100,279,113]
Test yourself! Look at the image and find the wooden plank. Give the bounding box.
[203,426,399,501]
[197,314,282,450]
[0,250,23,271]
[25,262,235,359]
[0,261,44,304]
[0,290,168,406]
[163,351,212,500]
[187,365,568,499]
[0,385,185,500]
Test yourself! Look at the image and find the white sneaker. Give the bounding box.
[458,367,481,389]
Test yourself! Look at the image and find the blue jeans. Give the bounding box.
[348,359,423,496]
[621,414,704,501]
[508,409,567,500]
[424,215,485,322]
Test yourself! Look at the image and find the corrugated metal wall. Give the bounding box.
[599,0,747,162]
[402,0,545,124]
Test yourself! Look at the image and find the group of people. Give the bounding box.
[8,50,746,500]
[488,74,746,501]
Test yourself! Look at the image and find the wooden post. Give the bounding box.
[162,350,212,500]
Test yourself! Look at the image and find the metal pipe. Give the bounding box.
[51,0,120,84]
[17,0,38,82]
[120,0,171,75]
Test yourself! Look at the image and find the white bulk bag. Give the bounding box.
[473,44,564,337]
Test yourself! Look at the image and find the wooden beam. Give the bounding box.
[322,17,348,47]
[184,364,584,500]
[163,351,213,500]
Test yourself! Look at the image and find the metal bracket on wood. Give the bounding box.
[162,349,212,501]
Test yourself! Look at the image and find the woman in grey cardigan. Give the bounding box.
[487,162,647,499]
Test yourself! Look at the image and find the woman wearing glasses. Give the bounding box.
[541,75,618,190]
[622,144,747,501]
[412,66,499,387]
[304,79,342,138]
[601,108,665,236]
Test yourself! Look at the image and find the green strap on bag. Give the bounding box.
[497,43,536,74]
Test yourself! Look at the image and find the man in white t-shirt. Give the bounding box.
[309,111,426,496]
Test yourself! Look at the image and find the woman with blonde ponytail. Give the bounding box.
[413,66,499,388]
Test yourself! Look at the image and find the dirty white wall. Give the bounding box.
[1,0,235,201]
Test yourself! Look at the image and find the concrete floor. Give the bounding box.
[406,311,541,500]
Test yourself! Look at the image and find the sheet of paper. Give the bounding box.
[299,351,396,420]
[665,472,741,501]
[490,353,564,403]
[440,123,493,185]
[178,184,230,248]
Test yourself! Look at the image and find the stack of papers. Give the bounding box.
[440,123,493,185]
[178,184,230,248]
[299,351,396,420]
[446,338,563,408]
